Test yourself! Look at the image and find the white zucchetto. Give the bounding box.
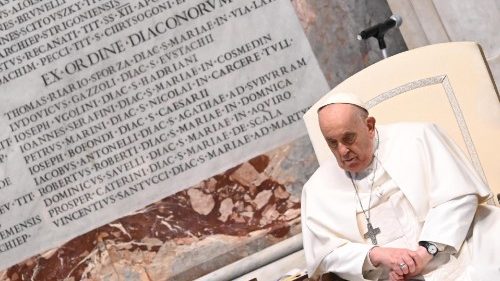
[317,92,368,113]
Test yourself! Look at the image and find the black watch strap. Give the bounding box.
[418,241,438,256]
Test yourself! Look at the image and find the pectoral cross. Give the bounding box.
[364,222,381,245]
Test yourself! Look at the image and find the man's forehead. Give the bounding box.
[319,104,365,136]
[324,130,357,140]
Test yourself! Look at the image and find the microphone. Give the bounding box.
[357,15,402,41]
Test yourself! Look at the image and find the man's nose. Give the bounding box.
[338,143,350,156]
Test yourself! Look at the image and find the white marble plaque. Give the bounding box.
[0,0,329,269]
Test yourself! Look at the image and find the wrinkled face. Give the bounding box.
[318,104,376,173]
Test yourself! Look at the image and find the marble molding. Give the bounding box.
[1,1,407,280]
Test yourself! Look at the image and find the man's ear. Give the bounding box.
[366,116,376,134]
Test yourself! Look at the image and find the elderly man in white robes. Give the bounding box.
[301,92,500,281]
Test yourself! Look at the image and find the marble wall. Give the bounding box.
[0,1,407,280]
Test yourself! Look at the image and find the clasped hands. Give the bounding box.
[369,246,433,281]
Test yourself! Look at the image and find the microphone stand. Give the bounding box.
[357,15,403,59]
[357,30,389,59]
[377,36,388,59]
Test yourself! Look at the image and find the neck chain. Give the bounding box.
[348,130,381,245]
[350,155,378,217]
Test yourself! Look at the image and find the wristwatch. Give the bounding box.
[418,241,439,256]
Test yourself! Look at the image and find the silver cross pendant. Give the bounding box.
[364,221,381,245]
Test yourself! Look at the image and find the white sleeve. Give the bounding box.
[322,243,381,281]
[419,194,478,253]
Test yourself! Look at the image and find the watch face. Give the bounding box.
[428,244,438,255]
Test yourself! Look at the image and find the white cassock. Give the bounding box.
[301,122,500,281]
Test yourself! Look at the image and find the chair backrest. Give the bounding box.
[303,42,500,200]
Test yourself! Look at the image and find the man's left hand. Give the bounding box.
[390,246,433,280]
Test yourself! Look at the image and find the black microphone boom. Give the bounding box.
[357,15,402,41]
